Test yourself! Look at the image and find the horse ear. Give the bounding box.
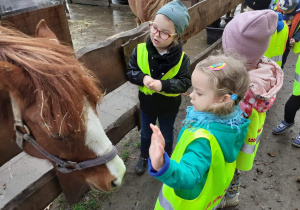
[35,19,58,41]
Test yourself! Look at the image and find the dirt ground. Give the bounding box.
[50,3,300,210]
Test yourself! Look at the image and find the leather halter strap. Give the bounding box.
[10,95,118,173]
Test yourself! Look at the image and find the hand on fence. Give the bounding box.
[149,123,165,171]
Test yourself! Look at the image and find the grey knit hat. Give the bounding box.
[156,0,190,37]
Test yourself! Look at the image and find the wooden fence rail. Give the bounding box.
[0,0,243,209]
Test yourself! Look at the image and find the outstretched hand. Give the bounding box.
[149,123,165,171]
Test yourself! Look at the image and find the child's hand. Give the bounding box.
[149,124,165,171]
[143,75,154,88]
[148,80,162,92]
[290,38,296,47]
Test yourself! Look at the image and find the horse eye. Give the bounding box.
[49,133,65,141]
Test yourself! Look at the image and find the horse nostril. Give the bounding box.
[111,179,118,188]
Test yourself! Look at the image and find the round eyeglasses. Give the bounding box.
[149,21,177,40]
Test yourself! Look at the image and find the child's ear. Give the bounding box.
[219,94,231,103]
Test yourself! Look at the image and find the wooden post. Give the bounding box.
[0,1,72,46]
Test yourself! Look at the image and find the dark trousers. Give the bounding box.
[284,95,300,123]
[282,41,291,69]
[140,110,177,157]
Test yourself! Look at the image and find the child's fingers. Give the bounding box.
[150,123,160,133]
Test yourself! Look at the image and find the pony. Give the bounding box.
[0,20,126,202]
[128,0,172,25]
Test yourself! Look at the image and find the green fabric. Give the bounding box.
[264,22,289,67]
[236,108,266,171]
[154,119,249,197]
[292,24,300,54]
[156,0,190,37]
[137,43,184,97]
[293,54,300,95]
[155,128,235,210]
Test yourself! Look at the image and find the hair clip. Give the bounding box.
[208,63,227,71]
[231,94,238,101]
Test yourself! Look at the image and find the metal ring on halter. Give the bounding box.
[14,122,31,135]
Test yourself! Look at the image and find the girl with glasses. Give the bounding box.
[125,1,191,175]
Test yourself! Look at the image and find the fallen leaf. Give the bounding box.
[256,168,263,175]
[268,152,276,157]
[2,184,6,190]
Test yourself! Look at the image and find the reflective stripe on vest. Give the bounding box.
[155,128,235,210]
[236,108,266,171]
[158,188,173,210]
[264,22,289,67]
[270,55,282,62]
[293,55,300,96]
[240,133,261,154]
[137,43,184,97]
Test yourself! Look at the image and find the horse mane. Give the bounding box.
[146,0,172,21]
[0,25,103,136]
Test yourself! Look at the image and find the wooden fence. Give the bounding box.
[0,0,243,209]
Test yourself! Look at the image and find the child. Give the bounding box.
[125,1,191,175]
[148,54,251,210]
[277,0,300,68]
[219,10,283,208]
[273,0,300,148]
[245,0,289,67]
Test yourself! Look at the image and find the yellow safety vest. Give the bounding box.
[264,22,289,67]
[292,24,300,54]
[272,0,278,10]
[137,43,184,97]
[236,108,266,171]
[155,128,235,210]
[293,54,300,95]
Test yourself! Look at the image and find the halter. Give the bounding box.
[10,95,118,173]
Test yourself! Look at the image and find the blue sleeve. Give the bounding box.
[148,138,212,190]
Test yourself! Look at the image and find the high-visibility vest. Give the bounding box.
[293,54,300,95]
[155,128,235,210]
[137,43,184,97]
[271,0,279,10]
[236,108,266,171]
[292,23,300,54]
[264,22,289,67]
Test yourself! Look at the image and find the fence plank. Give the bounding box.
[181,0,243,42]
[76,23,148,94]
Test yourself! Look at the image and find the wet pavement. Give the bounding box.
[67,3,136,52]
[67,2,210,60]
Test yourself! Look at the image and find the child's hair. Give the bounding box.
[195,54,249,115]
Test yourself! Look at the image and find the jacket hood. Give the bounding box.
[248,56,283,100]
[208,119,250,163]
[183,106,250,163]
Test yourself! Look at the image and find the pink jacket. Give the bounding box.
[240,56,284,116]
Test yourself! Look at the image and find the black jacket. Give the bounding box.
[125,37,191,117]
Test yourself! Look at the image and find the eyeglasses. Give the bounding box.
[149,21,177,40]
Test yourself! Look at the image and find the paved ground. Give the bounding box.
[51,2,300,210]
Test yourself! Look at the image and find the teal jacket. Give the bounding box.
[149,112,250,200]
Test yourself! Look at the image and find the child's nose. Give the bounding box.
[189,91,194,99]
